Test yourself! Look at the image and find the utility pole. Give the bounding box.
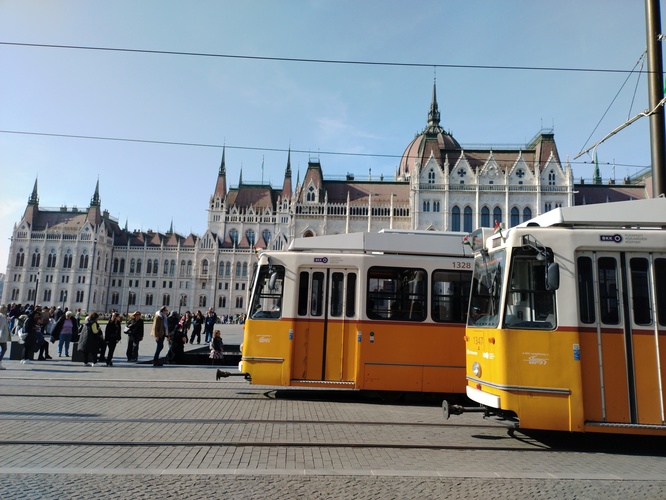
[645,0,666,197]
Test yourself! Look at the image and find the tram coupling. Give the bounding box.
[215,369,251,381]
[441,400,487,420]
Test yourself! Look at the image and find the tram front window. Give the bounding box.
[503,251,556,329]
[249,265,285,319]
[468,250,504,328]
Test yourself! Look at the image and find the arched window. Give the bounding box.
[162,294,171,306]
[463,206,473,233]
[422,200,430,212]
[262,229,271,245]
[523,207,532,223]
[118,258,125,273]
[548,170,556,186]
[510,207,520,227]
[493,206,502,225]
[306,185,315,202]
[219,261,225,276]
[451,206,461,232]
[113,258,119,273]
[218,296,226,308]
[47,249,57,268]
[136,259,142,274]
[428,169,435,184]
[199,295,207,307]
[180,260,186,275]
[79,251,89,269]
[31,249,40,268]
[130,259,136,274]
[229,229,238,246]
[187,260,193,275]
[201,259,209,275]
[153,259,159,275]
[145,293,153,306]
[235,262,241,277]
[242,262,248,277]
[163,260,169,274]
[246,230,255,247]
[170,260,176,276]
[433,201,440,212]
[235,296,244,308]
[147,259,153,274]
[15,248,25,267]
[225,262,231,276]
[481,206,490,228]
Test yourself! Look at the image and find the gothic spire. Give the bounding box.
[285,147,292,178]
[426,78,443,134]
[90,178,101,207]
[213,145,228,200]
[219,145,226,176]
[28,177,39,205]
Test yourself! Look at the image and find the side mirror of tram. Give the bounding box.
[546,263,560,291]
[268,271,278,291]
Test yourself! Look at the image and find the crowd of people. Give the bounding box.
[0,303,237,371]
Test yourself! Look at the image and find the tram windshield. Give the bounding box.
[249,264,285,319]
[503,250,556,329]
[468,250,505,327]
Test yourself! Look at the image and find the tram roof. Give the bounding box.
[287,230,471,257]
[520,197,666,229]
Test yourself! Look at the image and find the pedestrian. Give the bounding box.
[209,329,224,364]
[166,311,188,364]
[150,306,169,367]
[0,306,11,370]
[102,312,122,366]
[78,312,102,367]
[125,311,144,362]
[180,311,192,340]
[204,307,217,344]
[50,310,79,357]
[21,309,42,365]
[190,310,203,344]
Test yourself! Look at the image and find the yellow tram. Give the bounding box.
[240,230,473,394]
[452,198,666,435]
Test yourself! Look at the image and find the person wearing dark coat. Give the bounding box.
[101,312,122,366]
[166,311,187,364]
[125,311,144,362]
[78,313,102,366]
[21,310,42,365]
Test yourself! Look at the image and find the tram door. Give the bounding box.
[291,267,358,382]
[577,251,666,425]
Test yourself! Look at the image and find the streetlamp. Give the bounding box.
[33,272,40,307]
[126,284,132,316]
[62,290,68,310]
[179,294,186,315]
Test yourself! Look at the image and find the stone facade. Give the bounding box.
[2,83,573,315]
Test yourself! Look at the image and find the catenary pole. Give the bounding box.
[646,0,666,197]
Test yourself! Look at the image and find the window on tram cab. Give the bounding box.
[655,258,666,326]
[630,257,652,326]
[249,265,284,320]
[297,271,309,316]
[330,272,344,317]
[366,267,426,322]
[345,273,357,318]
[577,256,595,324]
[598,257,620,325]
[432,270,471,323]
[311,272,325,317]
[503,249,555,329]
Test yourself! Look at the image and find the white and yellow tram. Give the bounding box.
[240,230,473,394]
[453,198,666,435]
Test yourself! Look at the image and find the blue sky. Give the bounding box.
[0,1,661,271]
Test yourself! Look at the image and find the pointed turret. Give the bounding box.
[90,178,101,207]
[426,79,443,134]
[168,219,174,234]
[282,148,293,198]
[239,167,243,186]
[593,150,602,184]
[213,146,227,200]
[28,177,39,205]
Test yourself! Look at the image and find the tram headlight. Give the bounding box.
[472,362,482,378]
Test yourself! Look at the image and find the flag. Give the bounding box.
[493,220,502,235]
[462,234,471,246]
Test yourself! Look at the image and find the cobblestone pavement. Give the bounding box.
[1,325,665,499]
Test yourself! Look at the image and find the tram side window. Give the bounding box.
[297,271,309,316]
[630,258,651,326]
[311,272,325,317]
[503,252,555,329]
[655,258,666,326]
[598,257,620,325]
[432,270,471,323]
[367,267,427,322]
[249,265,285,320]
[346,273,357,318]
[577,256,595,324]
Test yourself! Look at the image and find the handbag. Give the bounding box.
[209,349,224,360]
[18,328,28,343]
